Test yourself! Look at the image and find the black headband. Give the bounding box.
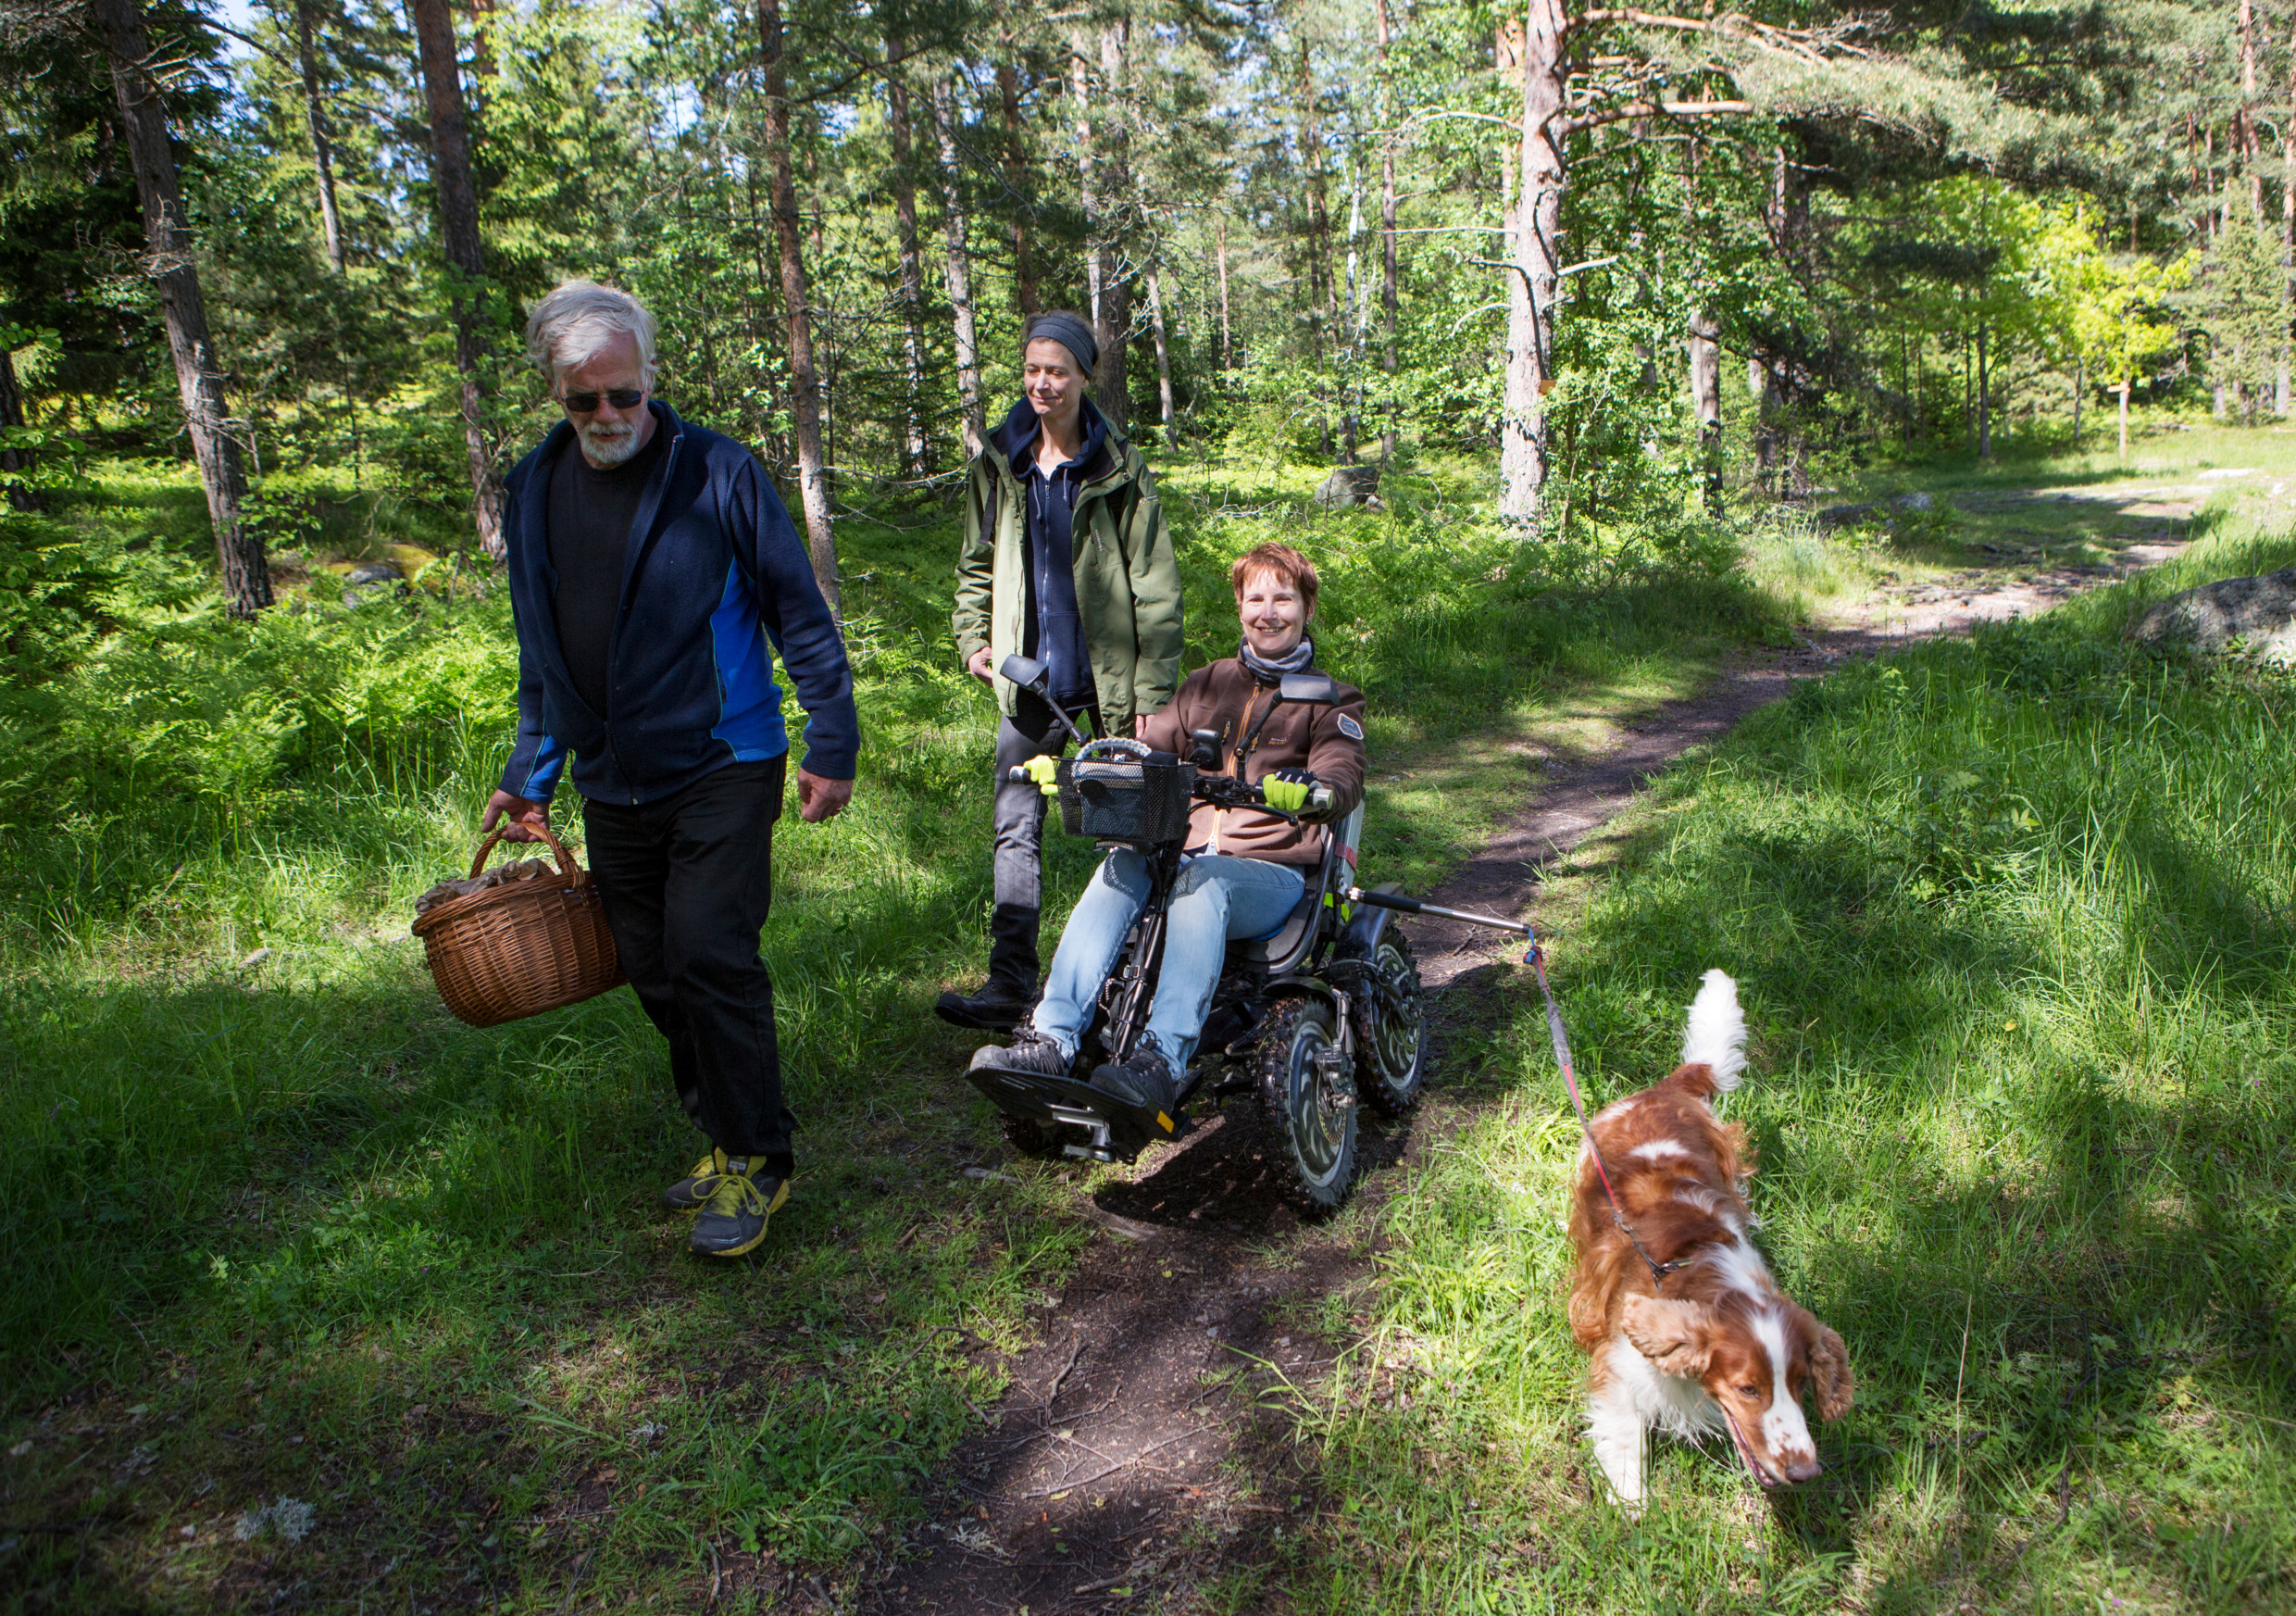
[1023,312,1098,378]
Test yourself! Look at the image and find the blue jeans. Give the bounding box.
[1032,851,1307,1073]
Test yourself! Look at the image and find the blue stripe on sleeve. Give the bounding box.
[708,558,791,763]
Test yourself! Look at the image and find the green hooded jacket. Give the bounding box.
[951,405,1184,729]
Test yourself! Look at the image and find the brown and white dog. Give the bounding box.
[1567,971,1853,1510]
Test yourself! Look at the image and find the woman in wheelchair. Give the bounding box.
[971,541,1366,1118]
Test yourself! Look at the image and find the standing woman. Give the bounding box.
[941,312,1184,1030]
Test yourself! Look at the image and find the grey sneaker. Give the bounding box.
[689,1159,789,1259]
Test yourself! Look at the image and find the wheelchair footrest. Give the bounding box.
[964,1062,1190,1163]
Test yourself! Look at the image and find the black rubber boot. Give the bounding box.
[935,903,1040,1031]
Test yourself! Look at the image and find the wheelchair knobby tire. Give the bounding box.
[1354,930,1429,1115]
[1254,996,1357,1214]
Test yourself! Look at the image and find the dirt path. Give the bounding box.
[856,506,2196,1615]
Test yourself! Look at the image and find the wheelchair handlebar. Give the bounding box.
[1004,763,1336,817]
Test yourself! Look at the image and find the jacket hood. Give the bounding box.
[990,395,1117,483]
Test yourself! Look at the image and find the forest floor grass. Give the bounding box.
[0,447,1771,1612]
[3,438,2284,1612]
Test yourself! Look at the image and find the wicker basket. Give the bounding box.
[412,822,625,1028]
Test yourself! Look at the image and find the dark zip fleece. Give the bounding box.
[498,402,859,807]
[991,395,1108,711]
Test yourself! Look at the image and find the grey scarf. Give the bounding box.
[1239,636,1314,685]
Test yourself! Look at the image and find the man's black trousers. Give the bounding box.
[580,756,795,1177]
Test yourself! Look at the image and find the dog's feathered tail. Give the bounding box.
[1679,969,1747,1093]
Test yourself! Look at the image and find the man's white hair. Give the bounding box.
[525,280,658,388]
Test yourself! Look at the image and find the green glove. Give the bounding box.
[1263,768,1316,814]
[1023,755,1060,798]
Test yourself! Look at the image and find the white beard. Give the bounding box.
[579,420,642,468]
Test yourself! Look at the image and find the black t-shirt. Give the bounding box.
[546,423,667,719]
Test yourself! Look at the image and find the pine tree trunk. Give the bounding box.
[2240,0,2264,219]
[1091,21,1132,433]
[1375,0,1399,459]
[0,346,41,513]
[1145,265,1176,448]
[293,0,344,274]
[1072,51,1101,326]
[933,77,985,462]
[1498,0,1565,525]
[94,0,270,616]
[410,0,505,561]
[884,31,930,478]
[757,0,837,613]
[997,55,1040,318]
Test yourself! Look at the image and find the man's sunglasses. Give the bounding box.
[558,387,645,412]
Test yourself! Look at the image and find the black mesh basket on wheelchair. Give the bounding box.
[1055,750,1197,845]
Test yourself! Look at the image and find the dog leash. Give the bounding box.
[1520,927,1687,1288]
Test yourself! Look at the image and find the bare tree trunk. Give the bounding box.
[1753,356,1781,494]
[1977,321,1991,459]
[0,346,42,513]
[2073,357,2083,447]
[2240,0,2264,219]
[1375,0,1400,460]
[758,0,837,613]
[410,0,504,560]
[1072,51,1101,325]
[1498,0,1565,524]
[1684,140,1721,512]
[996,54,1040,318]
[2118,375,2130,457]
[1217,223,1233,371]
[1296,32,1334,457]
[1145,264,1176,447]
[1086,23,1132,434]
[292,0,344,274]
[94,0,269,615]
[933,77,985,462]
[884,31,930,478]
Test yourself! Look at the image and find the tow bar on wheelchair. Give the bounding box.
[1342,885,1535,942]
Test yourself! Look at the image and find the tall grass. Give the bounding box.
[1275,527,2296,1614]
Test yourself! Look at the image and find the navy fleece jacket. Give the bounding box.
[498,402,859,807]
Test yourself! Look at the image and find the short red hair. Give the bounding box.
[1229,542,1320,618]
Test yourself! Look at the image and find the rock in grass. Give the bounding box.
[1312,464,1382,511]
[2129,567,2296,661]
[346,560,404,584]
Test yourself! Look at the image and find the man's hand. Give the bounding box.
[482,789,551,844]
[797,769,855,823]
[966,646,995,685]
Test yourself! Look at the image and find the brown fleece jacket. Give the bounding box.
[1138,656,1366,866]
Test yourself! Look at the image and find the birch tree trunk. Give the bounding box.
[884,31,930,477]
[1497,0,1566,524]
[1145,264,1176,447]
[758,0,837,612]
[1375,0,1400,460]
[1684,140,1721,512]
[997,54,1040,318]
[2118,375,2130,457]
[94,0,270,615]
[933,77,985,462]
[1977,322,1991,459]
[293,0,344,274]
[1217,223,1234,371]
[410,0,505,560]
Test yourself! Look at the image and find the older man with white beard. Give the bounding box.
[481,280,858,1259]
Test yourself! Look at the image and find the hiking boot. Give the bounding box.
[967,1026,1071,1080]
[689,1159,790,1259]
[661,1146,727,1214]
[1092,1042,1180,1121]
[935,985,1035,1033]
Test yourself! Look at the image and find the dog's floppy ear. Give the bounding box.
[1805,1319,1854,1421]
[1621,1296,1713,1378]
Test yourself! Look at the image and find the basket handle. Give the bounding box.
[470,818,585,884]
